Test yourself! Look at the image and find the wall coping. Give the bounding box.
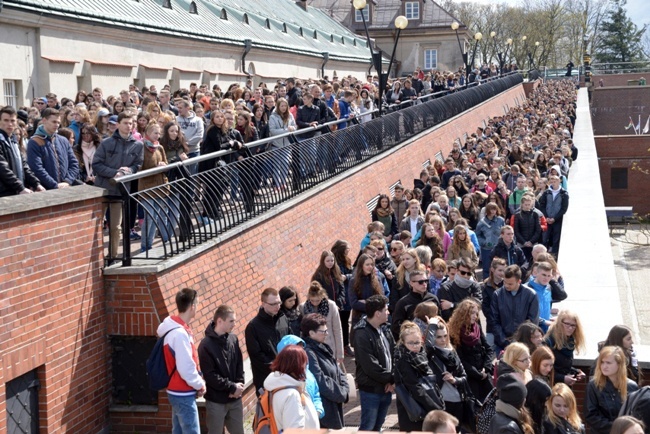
[104,84,525,276]
[0,184,107,217]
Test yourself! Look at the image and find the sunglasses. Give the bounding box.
[411,279,428,285]
[458,270,472,277]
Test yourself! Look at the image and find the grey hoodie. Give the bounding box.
[176,111,204,154]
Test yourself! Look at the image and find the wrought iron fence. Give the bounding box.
[109,72,523,266]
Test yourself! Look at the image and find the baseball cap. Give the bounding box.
[97,108,110,117]
[108,115,118,124]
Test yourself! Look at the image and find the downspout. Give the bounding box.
[241,39,252,74]
[321,52,329,78]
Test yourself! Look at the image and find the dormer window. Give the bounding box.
[354,5,369,22]
[405,1,420,20]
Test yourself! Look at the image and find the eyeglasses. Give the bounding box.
[517,357,531,363]
[315,329,329,334]
[458,270,472,277]
[562,321,577,328]
[376,247,384,251]
[411,279,428,285]
[404,340,421,346]
[264,301,281,306]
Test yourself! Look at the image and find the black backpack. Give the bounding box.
[619,385,650,431]
[146,329,177,391]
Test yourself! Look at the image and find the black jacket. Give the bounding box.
[455,329,494,383]
[488,409,524,434]
[537,188,569,221]
[544,335,578,384]
[585,378,639,434]
[197,322,244,404]
[437,280,482,322]
[0,129,41,196]
[490,238,526,268]
[313,271,346,310]
[542,417,585,434]
[391,290,440,340]
[490,285,539,349]
[244,308,290,391]
[353,317,395,394]
[513,209,542,245]
[526,378,551,434]
[481,279,500,334]
[296,104,321,138]
[304,337,349,429]
[199,127,247,171]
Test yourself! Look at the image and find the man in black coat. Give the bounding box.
[391,270,440,339]
[244,288,290,395]
[437,258,482,321]
[537,175,569,255]
[198,305,245,434]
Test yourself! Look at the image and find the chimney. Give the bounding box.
[296,0,307,11]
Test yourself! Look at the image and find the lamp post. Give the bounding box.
[521,35,529,70]
[354,0,407,116]
[469,31,483,81]
[496,37,513,75]
[451,22,481,84]
[528,41,540,70]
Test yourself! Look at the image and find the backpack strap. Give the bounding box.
[31,136,46,147]
[161,328,179,378]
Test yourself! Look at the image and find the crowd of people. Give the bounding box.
[149,78,648,434]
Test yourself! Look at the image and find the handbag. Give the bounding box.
[394,371,445,422]
[459,380,483,433]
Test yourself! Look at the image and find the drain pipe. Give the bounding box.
[241,39,252,73]
[321,52,329,78]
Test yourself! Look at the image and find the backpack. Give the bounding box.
[146,329,177,391]
[476,387,498,434]
[619,385,650,429]
[253,386,304,434]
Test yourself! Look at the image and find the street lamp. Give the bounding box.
[469,32,482,78]
[354,0,407,116]
[451,21,470,82]
[528,41,540,70]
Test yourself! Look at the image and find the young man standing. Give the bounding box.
[527,262,554,332]
[390,184,409,222]
[198,305,245,434]
[437,257,482,321]
[391,270,440,339]
[538,175,569,255]
[245,287,290,395]
[353,295,395,432]
[157,288,206,434]
[490,225,526,269]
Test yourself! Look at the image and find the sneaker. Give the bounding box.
[129,230,141,240]
[344,345,355,357]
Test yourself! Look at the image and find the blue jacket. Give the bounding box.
[27,133,80,189]
[92,130,143,196]
[527,277,552,332]
[490,284,539,349]
[476,215,505,250]
[277,335,324,418]
[338,100,350,129]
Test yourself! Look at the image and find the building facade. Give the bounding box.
[0,0,374,106]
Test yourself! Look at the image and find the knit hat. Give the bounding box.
[497,373,527,408]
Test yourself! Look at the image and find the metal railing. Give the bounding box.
[108,72,523,266]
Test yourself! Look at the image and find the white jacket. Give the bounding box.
[263,372,319,431]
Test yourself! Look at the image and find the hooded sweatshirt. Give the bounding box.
[527,277,552,332]
[276,335,324,417]
[157,316,205,396]
[263,370,320,431]
[176,111,204,154]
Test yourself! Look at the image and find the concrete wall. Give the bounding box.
[595,135,650,216]
[0,186,109,433]
[590,86,650,136]
[104,83,526,432]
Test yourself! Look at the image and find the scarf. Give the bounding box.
[375,206,393,218]
[496,399,522,420]
[144,139,160,153]
[461,322,481,347]
[303,298,330,317]
[81,141,96,176]
[33,124,53,140]
[395,344,431,376]
[454,273,473,289]
[282,307,300,323]
[432,345,462,374]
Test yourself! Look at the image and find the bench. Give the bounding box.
[605,206,634,234]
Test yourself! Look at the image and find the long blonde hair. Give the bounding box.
[594,346,631,399]
[545,383,582,431]
[503,342,530,376]
[395,248,423,287]
[545,310,586,354]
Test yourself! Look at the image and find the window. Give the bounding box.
[405,1,420,20]
[611,168,628,189]
[4,80,18,108]
[424,49,437,70]
[355,5,369,22]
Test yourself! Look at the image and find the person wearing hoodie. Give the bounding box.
[537,175,569,255]
[476,202,506,277]
[436,258,482,322]
[245,288,290,395]
[302,314,349,429]
[156,288,206,434]
[508,176,529,216]
[275,334,324,419]
[263,344,320,431]
[526,262,554,333]
[175,99,203,174]
[198,305,244,434]
[353,294,395,432]
[488,373,535,434]
[92,112,143,261]
[490,225,526,269]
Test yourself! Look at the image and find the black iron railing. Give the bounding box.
[108,72,523,266]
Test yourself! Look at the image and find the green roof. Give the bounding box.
[3,0,374,62]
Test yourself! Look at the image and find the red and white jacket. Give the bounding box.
[157,316,205,396]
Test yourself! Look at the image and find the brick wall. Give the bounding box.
[0,188,110,433]
[592,72,649,87]
[590,86,650,135]
[105,84,527,432]
[595,135,650,215]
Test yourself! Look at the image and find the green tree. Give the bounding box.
[596,0,646,63]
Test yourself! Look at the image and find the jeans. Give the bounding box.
[205,399,244,434]
[186,151,199,175]
[168,394,200,434]
[480,247,493,278]
[270,146,290,187]
[141,196,175,251]
[359,390,392,431]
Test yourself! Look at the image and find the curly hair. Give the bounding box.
[447,298,481,347]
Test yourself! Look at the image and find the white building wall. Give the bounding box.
[0,23,38,106]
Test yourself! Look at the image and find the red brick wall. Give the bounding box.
[590,87,650,135]
[106,84,526,432]
[593,72,649,87]
[0,193,110,433]
[595,135,650,215]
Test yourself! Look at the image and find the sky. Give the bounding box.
[459,0,649,31]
